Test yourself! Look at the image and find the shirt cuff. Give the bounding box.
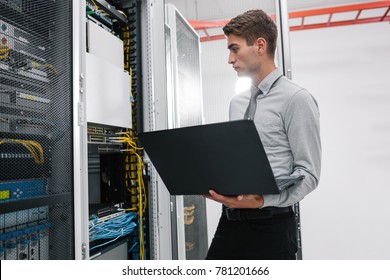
[261,194,278,208]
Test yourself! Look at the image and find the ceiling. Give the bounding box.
[166,0,378,21]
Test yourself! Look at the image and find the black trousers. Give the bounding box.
[206,210,297,260]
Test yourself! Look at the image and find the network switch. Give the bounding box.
[0,179,48,201]
[0,19,49,64]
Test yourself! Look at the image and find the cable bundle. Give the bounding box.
[89,212,137,251]
[0,138,44,164]
[109,132,146,259]
[0,44,9,59]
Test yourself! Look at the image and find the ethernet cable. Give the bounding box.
[89,212,137,251]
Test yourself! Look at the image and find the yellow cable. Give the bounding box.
[119,10,128,18]
[90,0,100,11]
[43,64,57,74]
[0,45,9,59]
[121,25,145,258]
[129,67,133,97]
[123,207,137,211]
[119,132,146,259]
[0,44,10,51]
[0,139,44,164]
[31,61,57,75]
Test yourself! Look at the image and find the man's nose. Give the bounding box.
[228,53,235,64]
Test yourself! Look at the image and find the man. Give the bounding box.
[204,9,321,260]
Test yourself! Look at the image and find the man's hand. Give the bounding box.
[203,190,264,209]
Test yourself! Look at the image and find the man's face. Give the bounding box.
[227,34,260,79]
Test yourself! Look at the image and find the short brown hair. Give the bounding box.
[223,9,277,57]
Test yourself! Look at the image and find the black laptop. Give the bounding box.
[138,120,304,195]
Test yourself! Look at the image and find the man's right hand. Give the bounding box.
[203,190,264,209]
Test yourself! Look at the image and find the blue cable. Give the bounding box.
[89,212,137,251]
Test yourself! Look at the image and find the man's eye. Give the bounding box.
[232,48,238,53]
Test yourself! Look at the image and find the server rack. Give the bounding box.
[141,1,207,259]
[165,4,207,260]
[0,0,74,260]
[0,0,148,260]
[1,0,206,261]
[81,0,148,260]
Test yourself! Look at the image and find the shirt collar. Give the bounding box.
[253,68,283,96]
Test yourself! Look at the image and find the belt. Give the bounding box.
[223,205,292,221]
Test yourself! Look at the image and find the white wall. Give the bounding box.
[290,22,390,260]
[201,41,236,124]
[201,22,390,259]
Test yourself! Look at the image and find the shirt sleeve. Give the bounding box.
[262,89,321,208]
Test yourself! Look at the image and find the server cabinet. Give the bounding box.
[0,0,151,260]
[165,4,207,260]
[142,1,207,260]
[80,0,147,260]
[0,0,74,260]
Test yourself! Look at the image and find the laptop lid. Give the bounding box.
[138,120,282,195]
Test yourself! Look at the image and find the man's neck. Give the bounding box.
[252,62,276,86]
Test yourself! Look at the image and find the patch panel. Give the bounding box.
[88,134,106,143]
[97,146,121,153]
[87,125,120,135]
[86,2,114,29]
[0,221,52,241]
[0,90,50,110]
[87,125,124,145]
[89,209,126,227]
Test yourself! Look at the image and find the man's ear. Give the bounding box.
[255,37,267,54]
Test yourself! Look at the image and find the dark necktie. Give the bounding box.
[244,87,263,120]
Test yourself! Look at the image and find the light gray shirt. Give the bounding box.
[229,68,321,208]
